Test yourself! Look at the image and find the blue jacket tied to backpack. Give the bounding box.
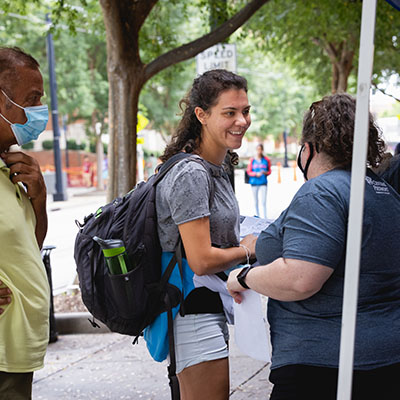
[143,252,194,362]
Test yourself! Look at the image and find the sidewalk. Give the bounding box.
[33,328,272,399]
[45,187,107,294]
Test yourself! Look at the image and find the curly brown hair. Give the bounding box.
[301,93,386,168]
[160,69,248,164]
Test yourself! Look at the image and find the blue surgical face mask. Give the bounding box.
[0,89,48,146]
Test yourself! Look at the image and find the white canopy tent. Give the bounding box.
[337,0,400,399]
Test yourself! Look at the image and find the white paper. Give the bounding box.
[233,290,271,362]
[240,216,274,238]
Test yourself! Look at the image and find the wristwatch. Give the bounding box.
[237,266,252,289]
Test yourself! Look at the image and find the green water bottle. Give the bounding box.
[93,236,131,275]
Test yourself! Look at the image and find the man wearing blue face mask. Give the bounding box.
[0,47,50,400]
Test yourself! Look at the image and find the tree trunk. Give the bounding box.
[314,38,355,94]
[100,0,149,200]
[336,70,348,93]
[328,42,354,93]
[107,66,144,199]
[331,63,339,94]
[336,48,354,93]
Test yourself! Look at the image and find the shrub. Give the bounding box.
[42,140,54,150]
[21,141,34,150]
[67,139,86,150]
[89,142,108,154]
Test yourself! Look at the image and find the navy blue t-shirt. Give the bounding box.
[256,168,400,370]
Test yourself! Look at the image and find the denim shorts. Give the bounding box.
[173,313,229,374]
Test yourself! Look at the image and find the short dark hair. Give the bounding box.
[302,93,386,168]
[0,47,40,96]
[160,69,248,162]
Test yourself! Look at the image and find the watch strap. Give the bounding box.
[237,266,252,289]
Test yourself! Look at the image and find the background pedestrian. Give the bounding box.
[246,143,271,218]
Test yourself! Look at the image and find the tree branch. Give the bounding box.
[135,0,159,31]
[143,0,270,82]
[311,36,339,65]
[372,83,400,103]
[326,42,339,63]
[311,37,324,48]
[100,0,158,63]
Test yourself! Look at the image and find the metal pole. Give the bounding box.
[46,13,67,201]
[63,115,69,168]
[336,1,377,399]
[283,130,289,168]
[42,245,58,343]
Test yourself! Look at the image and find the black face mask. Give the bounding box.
[297,142,315,181]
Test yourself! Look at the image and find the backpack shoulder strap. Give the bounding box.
[153,152,191,184]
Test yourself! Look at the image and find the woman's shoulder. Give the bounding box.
[308,168,350,190]
[293,169,351,204]
[158,155,211,191]
[166,155,210,175]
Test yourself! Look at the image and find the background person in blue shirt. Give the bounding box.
[246,144,271,218]
[228,93,400,400]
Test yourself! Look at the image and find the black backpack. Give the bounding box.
[74,153,214,399]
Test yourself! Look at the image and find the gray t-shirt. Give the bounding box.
[256,168,400,370]
[156,156,240,252]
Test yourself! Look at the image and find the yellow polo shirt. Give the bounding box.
[0,158,49,372]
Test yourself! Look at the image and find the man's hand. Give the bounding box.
[1,151,48,248]
[1,151,46,201]
[0,281,12,314]
[227,269,247,304]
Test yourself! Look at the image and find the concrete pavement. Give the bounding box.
[32,328,272,399]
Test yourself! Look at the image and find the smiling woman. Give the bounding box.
[144,69,257,400]
[160,69,251,166]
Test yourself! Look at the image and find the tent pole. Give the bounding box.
[336,1,377,399]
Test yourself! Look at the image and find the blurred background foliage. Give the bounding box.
[0,0,398,150]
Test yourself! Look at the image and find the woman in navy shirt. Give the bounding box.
[228,94,400,400]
